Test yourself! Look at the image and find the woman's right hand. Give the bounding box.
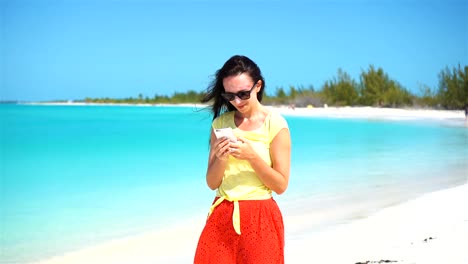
[206,135,231,190]
[213,137,231,161]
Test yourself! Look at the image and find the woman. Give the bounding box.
[194,55,291,264]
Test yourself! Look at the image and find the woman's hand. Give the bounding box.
[213,137,231,161]
[229,137,257,161]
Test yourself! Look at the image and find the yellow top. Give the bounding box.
[208,110,289,235]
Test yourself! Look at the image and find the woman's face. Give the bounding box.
[222,73,260,113]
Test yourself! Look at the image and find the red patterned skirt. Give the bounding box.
[194,197,284,264]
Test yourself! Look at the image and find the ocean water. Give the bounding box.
[1,104,467,263]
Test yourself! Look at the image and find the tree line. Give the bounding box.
[82,64,467,110]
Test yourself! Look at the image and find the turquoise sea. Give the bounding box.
[1,104,467,263]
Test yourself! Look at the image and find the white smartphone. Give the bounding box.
[214,127,237,142]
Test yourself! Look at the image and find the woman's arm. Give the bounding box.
[231,128,291,194]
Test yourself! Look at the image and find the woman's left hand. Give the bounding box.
[229,137,257,161]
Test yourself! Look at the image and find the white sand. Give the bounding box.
[286,183,468,264]
[29,107,467,264]
[271,106,465,123]
[26,102,467,122]
[31,183,468,264]
[30,215,206,264]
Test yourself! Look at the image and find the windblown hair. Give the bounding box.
[201,55,265,120]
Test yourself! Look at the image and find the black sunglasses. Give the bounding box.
[221,81,258,101]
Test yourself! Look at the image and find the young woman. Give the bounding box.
[194,55,291,264]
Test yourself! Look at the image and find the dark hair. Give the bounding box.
[201,55,265,120]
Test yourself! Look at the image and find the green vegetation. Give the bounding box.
[82,90,204,105]
[322,69,359,106]
[359,65,413,107]
[437,64,468,109]
[81,64,467,110]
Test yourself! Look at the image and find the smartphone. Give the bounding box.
[214,127,237,142]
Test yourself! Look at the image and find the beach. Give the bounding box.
[30,183,468,264]
[286,183,468,264]
[28,102,466,120]
[19,106,466,264]
[273,105,465,122]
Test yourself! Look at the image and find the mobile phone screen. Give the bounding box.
[214,128,237,142]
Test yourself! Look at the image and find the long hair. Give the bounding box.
[201,55,265,121]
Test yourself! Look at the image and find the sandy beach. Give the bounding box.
[286,183,468,264]
[271,105,465,123]
[26,106,466,264]
[31,102,467,123]
[30,183,468,264]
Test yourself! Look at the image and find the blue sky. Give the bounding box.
[1,0,467,101]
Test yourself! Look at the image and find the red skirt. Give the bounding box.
[194,198,284,264]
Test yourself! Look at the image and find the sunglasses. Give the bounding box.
[221,81,258,101]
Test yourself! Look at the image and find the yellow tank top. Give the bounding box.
[207,110,289,234]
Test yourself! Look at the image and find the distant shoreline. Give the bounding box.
[21,101,208,108]
[12,101,468,125]
[269,105,465,122]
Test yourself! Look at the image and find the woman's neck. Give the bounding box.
[236,102,266,119]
